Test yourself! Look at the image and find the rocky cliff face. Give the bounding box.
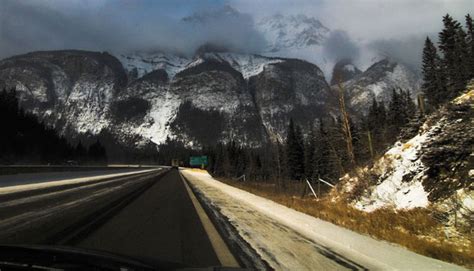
[341,59,421,114]
[249,59,329,141]
[0,50,330,148]
[0,50,127,136]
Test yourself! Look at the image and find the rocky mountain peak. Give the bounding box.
[257,13,330,53]
[330,58,362,85]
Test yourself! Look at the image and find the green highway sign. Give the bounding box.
[189,155,208,166]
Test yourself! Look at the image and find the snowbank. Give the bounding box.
[181,169,465,271]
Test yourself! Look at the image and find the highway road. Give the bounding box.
[0,168,241,269]
[0,168,146,188]
[0,167,463,270]
[77,170,227,267]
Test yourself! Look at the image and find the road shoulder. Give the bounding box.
[181,169,468,271]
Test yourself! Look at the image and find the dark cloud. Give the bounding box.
[322,30,360,62]
[0,1,266,59]
[1,0,472,76]
[367,34,436,71]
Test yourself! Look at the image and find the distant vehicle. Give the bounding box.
[65,160,79,166]
[171,159,180,168]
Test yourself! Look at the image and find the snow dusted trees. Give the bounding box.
[423,13,474,107]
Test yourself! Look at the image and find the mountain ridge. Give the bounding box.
[0,50,331,149]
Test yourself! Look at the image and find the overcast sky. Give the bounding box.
[0,0,472,70]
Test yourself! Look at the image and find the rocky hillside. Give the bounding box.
[0,50,330,148]
[0,50,127,136]
[336,83,473,232]
[341,58,421,114]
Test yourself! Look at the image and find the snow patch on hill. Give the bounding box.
[342,86,474,219]
[117,52,283,81]
[117,52,189,79]
[203,52,283,79]
[343,64,356,73]
[354,128,434,211]
[134,92,181,145]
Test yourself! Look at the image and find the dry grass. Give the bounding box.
[219,179,474,268]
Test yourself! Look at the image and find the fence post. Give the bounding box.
[305,179,318,199]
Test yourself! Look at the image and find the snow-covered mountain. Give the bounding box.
[116,51,329,147]
[341,58,421,114]
[0,50,330,148]
[0,7,423,150]
[257,14,330,53]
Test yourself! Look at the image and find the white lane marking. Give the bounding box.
[179,172,240,268]
[0,169,160,195]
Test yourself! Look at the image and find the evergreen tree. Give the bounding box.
[454,27,471,84]
[422,37,446,107]
[286,119,305,180]
[304,127,317,179]
[294,124,305,177]
[276,141,288,185]
[466,14,474,79]
[438,14,466,96]
[349,117,367,164]
[0,88,81,164]
[214,143,231,176]
[386,89,399,140]
[88,139,107,164]
[75,141,87,162]
[316,119,340,182]
[387,89,417,141]
[328,117,350,170]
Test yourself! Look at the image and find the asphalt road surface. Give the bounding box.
[0,168,236,268]
[77,169,223,267]
[0,168,146,188]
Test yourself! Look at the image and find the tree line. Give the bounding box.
[0,88,107,165]
[422,14,474,107]
[202,87,417,186]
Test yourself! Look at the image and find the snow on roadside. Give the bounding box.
[181,169,466,271]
